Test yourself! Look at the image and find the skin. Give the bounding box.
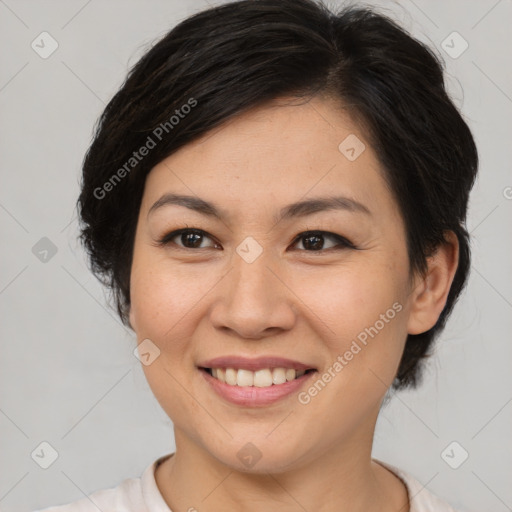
[128,95,459,512]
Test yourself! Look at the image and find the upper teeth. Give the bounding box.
[210,368,307,387]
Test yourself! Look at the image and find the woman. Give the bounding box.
[37,0,477,510]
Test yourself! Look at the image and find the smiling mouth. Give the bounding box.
[200,367,317,388]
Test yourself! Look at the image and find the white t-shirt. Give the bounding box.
[34,453,458,512]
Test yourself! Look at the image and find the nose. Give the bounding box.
[209,249,296,339]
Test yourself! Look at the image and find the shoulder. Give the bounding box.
[32,475,143,512]
[374,459,460,512]
[32,454,173,512]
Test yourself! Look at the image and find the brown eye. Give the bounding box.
[156,228,355,253]
[157,228,219,249]
[291,231,355,252]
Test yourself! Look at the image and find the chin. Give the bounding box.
[204,436,310,475]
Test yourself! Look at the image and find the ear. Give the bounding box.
[407,231,459,335]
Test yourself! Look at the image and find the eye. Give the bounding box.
[155,227,356,253]
[155,227,220,250]
[291,230,356,252]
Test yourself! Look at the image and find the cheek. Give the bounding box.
[129,258,203,417]
[295,264,405,334]
[130,251,203,337]
[294,262,409,384]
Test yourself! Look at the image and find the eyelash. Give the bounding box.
[154,225,357,253]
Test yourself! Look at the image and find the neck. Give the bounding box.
[155,428,409,512]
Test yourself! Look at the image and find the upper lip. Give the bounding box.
[198,356,317,372]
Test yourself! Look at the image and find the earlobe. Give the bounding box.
[407,231,459,335]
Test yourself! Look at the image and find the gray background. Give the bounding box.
[0,0,511,511]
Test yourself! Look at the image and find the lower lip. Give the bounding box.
[199,368,317,407]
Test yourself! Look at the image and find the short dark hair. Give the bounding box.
[77,0,478,390]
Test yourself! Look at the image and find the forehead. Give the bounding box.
[141,96,395,223]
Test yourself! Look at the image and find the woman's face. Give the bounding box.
[129,96,418,472]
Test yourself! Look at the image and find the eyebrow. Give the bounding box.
[147,193,371,223]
